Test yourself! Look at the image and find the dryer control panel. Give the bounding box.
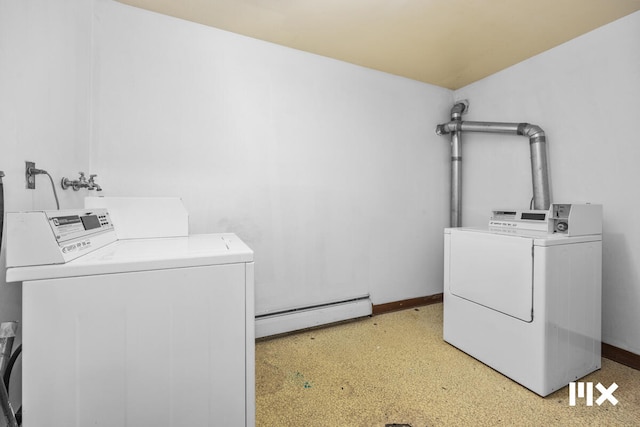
[6,209,118,269]
[489,203,602,236]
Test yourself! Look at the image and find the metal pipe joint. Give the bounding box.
[436,102,551,227]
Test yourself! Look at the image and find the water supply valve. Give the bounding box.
[61,172,102,191]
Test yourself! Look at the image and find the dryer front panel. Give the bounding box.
[448,229,533,322]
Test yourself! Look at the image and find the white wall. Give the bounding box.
[2,3,639,411]
[0,0,94,406]
[90,0,452,313]
[454,11,640,355]
[0,0,452,405]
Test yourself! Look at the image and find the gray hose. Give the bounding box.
[44,171,60,210]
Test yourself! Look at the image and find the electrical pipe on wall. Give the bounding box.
[436,101,551,227]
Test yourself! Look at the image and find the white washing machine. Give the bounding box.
[443,203,602,396]
[5,198,255,426]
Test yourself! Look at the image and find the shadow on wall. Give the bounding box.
[602,232,640,352]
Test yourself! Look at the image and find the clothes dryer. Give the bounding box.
[443,204,602,396]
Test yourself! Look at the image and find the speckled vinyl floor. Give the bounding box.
[255,303,640,426]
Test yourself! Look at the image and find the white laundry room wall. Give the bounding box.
[90,0,453,314]
[454,11,640,356]
[0,0,95,408]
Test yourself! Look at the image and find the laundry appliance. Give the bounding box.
[443,203,602,396]
[5,198,255,426]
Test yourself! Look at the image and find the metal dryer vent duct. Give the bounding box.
[436,101,551,227]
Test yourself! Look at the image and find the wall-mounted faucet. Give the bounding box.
[61,172,102,191]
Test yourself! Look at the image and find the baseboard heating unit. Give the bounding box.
[255,296,372,338]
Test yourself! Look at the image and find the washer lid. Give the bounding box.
[6,233,253,282]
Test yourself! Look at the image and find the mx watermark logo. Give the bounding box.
[569,382,619,406]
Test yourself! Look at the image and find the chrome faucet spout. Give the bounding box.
[87,174,101,191]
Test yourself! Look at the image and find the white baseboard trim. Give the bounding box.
[255,296,372,338]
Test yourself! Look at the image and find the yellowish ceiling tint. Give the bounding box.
[116,0,640,89]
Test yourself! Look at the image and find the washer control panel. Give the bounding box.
[5,209,118,269]
[47,211,114,243]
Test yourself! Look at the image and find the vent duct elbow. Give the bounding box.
[517,123,546,141]
[450,100,468,120]
[436,103,551,227]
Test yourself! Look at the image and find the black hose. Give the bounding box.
[2,345,20,391]
[2,345,22,426]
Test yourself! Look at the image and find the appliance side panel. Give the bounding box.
[443,232,451,339]
[245,262,256,427]
[541,240,602,391]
